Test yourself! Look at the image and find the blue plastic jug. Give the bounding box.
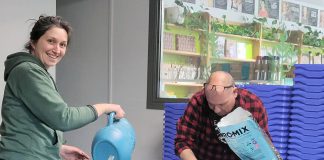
[91,112,136,160]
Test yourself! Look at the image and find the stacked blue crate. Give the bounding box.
[288,64,324,160]
[163,103,187,160]
[239,84,292,159]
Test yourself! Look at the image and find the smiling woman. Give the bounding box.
[31,27,68,68]
[25,16,71,68]
[0,15,125,160]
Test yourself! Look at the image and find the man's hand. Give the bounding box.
[180,149,198,160]
[60,145,90,160]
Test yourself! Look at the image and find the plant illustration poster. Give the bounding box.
[242,0,255,15]
[282,1,300,23]
[230,0,242,12]
[258,0,279,19]
[301,6,318,27]
[320,10,324,28]
[214,0,227,9]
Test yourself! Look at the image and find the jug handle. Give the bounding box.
[108,112,115,126]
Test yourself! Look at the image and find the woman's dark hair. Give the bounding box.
[24,15,72,53]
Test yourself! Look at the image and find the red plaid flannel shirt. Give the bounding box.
[175,88,270,160]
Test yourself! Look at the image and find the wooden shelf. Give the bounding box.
[211,57,256,63]
[163,81,203,87]
[215,32,260,41]
[302,45,323,49]
[166,23,206,32]
[164,49,201,57]
[261,39,298,46]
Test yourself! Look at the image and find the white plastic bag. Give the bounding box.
[217,107,281,160]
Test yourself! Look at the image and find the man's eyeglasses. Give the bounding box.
[203,83,234,93]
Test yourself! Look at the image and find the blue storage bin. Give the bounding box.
[164,103,187,110]
[286,155,320,160]
[294,64,324,71]
[164,115,181,121]
[277,148,288,153]
[293,85,324,93]
[263,102,291,108]
[164,154,180,160]
[267,110,290,116]
[287,150,324,160]
[272,136,288,143]
[272,142,288,149]
[164,108,186,114]
[290,108,324,118]
[292,90,324,99]
[268,119,290,125]
[288,145,324,155]
[290,115,324,124]
[240,84,292,91]
[164,112,184,119]
[288,138,324,149]
[290,136,324,144]
[163,103,187,160]
[163,118,180,125]
[279,154,287,160]
[261,97,291,104]
[268,120,290,126]
[163,148,180,160]
[294,69,324,78]
[270,130,289,137]
[163,142,175,149]
[248,90,292,98]
[289,132,324,142]
[164,127,177,134]
[267,107,290,112]
[291,97,324,105]
[289,126,324,136]
[268,113,290,120]
[290,121,324,130]
[291,102,324,111]
[294,77,324,86]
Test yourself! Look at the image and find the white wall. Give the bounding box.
[56,0,112,155]
[110,0,164,159]
[0,0,56,123]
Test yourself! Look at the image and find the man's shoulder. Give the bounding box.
[237,88,264,111]
[189,90,205,103]
[237,88,260,100]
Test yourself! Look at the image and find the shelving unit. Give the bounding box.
[215,32,260,41]
[163,81,203,87]
[210,57,256,63]
[161,11,322,99]
[164,49,201,57]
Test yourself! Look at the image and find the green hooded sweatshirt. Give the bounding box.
[0,52,98,160]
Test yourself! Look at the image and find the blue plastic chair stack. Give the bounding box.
[287,64,324,160]
[239,84,292,159]
[163,103,187,160]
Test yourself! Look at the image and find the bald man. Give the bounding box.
[175,71,270,160]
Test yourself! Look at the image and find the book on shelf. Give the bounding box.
[225,39,247,59]
[163,32,174,50]
[236,42,247,59]
[215,36,225,57]
[176,34,196,52]
[225,39,237,58]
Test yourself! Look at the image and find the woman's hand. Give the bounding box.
[93,103,125,118]
[60,144,90,160]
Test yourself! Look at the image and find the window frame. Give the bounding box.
[147,0,189,110]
